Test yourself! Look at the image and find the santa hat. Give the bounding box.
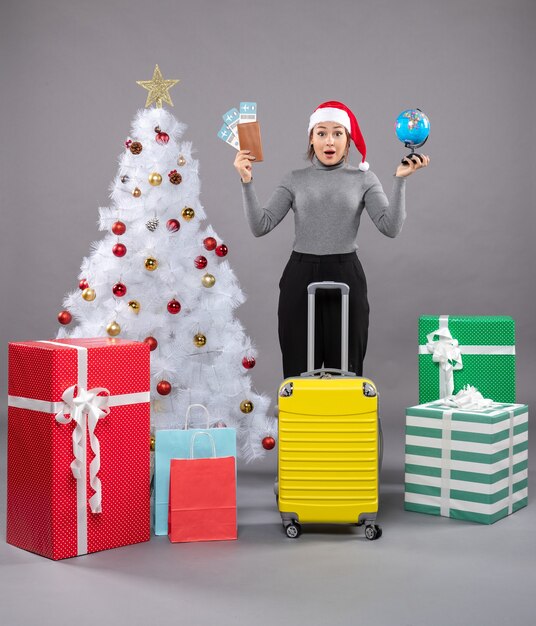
[308,101,369,171]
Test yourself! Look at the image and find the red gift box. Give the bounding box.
[7,338,151,560]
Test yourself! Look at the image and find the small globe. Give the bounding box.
[395,109,430,148]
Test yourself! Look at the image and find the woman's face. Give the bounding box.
[310,122,348,165]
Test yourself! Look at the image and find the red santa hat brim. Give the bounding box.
[307,108,352,135]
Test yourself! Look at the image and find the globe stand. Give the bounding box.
[401,136,428,164]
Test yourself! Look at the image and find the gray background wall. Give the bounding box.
[1,0,535,473]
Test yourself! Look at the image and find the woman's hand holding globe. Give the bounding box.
[395,153,430,177]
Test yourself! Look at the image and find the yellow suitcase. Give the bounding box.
[277,282,382,540]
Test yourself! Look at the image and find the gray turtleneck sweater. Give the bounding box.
[241,156,407,255]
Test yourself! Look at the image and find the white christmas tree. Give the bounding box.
[57,66,275,460]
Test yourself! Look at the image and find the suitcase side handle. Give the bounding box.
[306,282,350,373]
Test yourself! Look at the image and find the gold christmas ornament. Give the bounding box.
[82,288,96,302]
[178,155,187,167]
[128,300,141,313]
[136,64,180,109]
[106,321,121,337]
[201,273,216,288]
[150,435,155,452]
[148,172,162,186]
[240,400,254,414]
[193,333,207,347]
[132,187,142,198]
[181,207,195,221]
[144,257,158,271]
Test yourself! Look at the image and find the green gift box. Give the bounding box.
[418,315,516,403]
[405,400,528,524]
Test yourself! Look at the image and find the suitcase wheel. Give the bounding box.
[364,524,382,541]
[285,522,301,539]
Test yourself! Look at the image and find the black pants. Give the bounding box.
[278,251,370,379]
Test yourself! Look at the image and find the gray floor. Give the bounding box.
[1,419,535,626]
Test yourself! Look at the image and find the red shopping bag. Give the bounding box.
[168,432,237,543]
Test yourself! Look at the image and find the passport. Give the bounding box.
[237,121,263,162]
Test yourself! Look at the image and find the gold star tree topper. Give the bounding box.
[136,65,180,108]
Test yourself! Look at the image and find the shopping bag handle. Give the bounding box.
[184,404,211,430]
[189,431,217,459]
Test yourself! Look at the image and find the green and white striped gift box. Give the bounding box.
[405,400,528,524]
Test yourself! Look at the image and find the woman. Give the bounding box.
[234,101,429,378]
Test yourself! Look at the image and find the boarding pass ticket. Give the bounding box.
[217,124,240,149]
[218,102,257,149]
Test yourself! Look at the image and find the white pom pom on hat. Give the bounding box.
[308,101,369,171]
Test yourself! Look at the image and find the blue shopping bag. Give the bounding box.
[154,404,236,536]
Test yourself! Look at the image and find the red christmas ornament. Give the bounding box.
[156,131,170,145]
[144,336,158,351]
[124,139,132,149]
[78,278,89,290]
[57,310,72,325]
[262,436,276,451]
[166,218,181,232]
[167,299,181,314]
[156,380,172,395]
[112,221,126,235]
[215,244,228,257]
[242,356,256,369]
[112,282,127,297]
[112,243,127,257]
[203,237,217,251]
[194,255,208,269]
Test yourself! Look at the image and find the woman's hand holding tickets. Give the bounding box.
[234,150,256,183]
[395,153,430,178]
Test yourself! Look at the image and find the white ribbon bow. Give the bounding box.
[426,327,463,398]
[443,385,493,411]
[55,385,110,514]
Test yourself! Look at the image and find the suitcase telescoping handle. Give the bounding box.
[306,281,350,375]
